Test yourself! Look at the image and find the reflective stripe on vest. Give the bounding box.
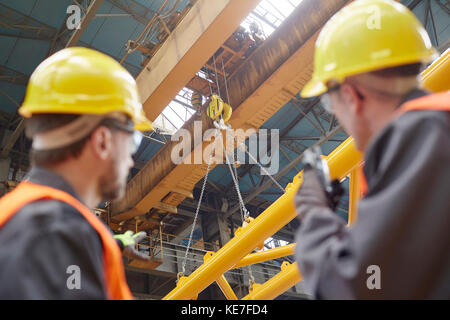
[360,92,450,197]
[0,181,133,300]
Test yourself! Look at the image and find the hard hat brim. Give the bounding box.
[301,49,439,99]
[20,105,154,132]
[301,78,328,98]
[135,119,154,132]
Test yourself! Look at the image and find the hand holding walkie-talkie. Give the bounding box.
[301,146,344,211]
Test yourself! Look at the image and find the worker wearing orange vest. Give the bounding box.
[294,0,449,299]
[0,47,154,299]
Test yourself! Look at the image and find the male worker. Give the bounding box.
[294,0,450,299]
[0,47,153,299]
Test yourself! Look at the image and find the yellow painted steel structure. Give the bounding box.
[233,244,296,269]
[242,262,302,300]
[216,275,238,300]
[348,167,362,226]
[163,137,362,300]
[237,165,361,300]
[422,48,450,93]
[204,251,238,300]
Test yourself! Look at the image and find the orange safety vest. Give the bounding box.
[360,92,450,196]
[0,181,133,300]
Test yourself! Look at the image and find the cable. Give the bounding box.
[181,129,219,275]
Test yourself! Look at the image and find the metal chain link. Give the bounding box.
[181,129,219,275]
[221,131,256,285]
[221,132,249,223]
[233,165,246,222]
[183,57,281,283]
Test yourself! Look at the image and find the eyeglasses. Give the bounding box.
[320,83,365,114]
[99,118,143,155]
[320,85,341,114]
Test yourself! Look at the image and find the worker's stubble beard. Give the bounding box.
[98,153,127,201]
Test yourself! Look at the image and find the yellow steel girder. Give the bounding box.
[163,137,362,300]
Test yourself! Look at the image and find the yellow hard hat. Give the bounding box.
[301,0,438,98]
[19,47,153,131]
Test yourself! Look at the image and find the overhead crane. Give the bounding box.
[109,0,349,229]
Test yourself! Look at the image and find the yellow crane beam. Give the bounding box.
[136,0,261,122]
[233,244,296,269]
[421,48,450,93]
[163,137,362,300]
[216,275,238,300]
[242,261,302,300]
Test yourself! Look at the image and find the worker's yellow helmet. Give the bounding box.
[301,0,438,98]
[19,47,153,131]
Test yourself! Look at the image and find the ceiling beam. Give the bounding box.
[107,0,155,25]
[0,65,29,86]
[0,119,24,159]
[0,89,22,159]
[0,32,53,42]
[136,0,261,122]
[0,3,57,40]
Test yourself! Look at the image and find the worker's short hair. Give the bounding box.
[26,114,91,167]
[369,63,423,78]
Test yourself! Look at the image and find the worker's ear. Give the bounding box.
[90,126,114,160]
[340,83,364,116]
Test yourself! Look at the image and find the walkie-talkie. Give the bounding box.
[303,146,344,211]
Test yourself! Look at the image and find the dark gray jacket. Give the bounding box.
[0,167,107,299]
[295,91,450,299]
